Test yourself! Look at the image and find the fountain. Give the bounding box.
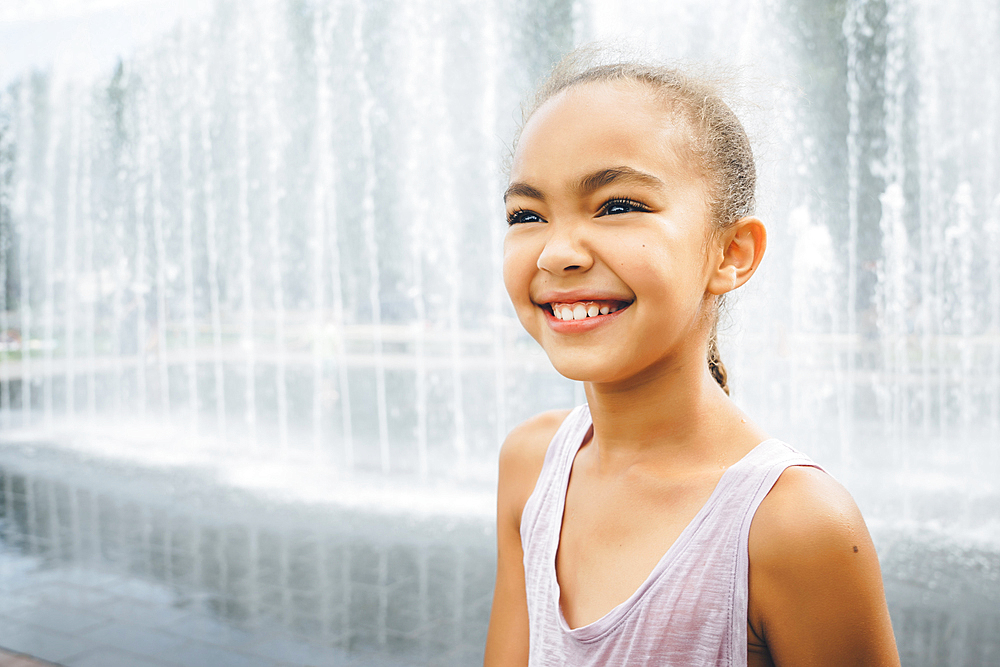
[0,0,998,664]
[0,0,574,484]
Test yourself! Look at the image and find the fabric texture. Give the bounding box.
[521,404,819,666]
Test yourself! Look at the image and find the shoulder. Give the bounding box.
[496,409,573,527]
[749,466,877,592]
[748,466,899,665]
[486,412,570,666]
[499,409,571,471]
[749,465,869,567]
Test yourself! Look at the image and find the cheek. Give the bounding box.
[502,238,545,341]
[604,233,664,286]
[612,234,704,304]
[502,236,533,303]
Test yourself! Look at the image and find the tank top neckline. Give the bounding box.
[550,405,782,642]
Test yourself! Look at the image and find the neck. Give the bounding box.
[583,354,762,472]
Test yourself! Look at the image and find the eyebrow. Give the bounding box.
[576,166,666,195]
[503,166,666,203]
[502,182,545,203]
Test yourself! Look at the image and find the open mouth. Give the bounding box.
[544,300,631,322]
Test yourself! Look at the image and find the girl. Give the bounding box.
[484,52,900,667]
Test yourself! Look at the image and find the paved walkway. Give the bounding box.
[0,649,57,667]
[0,444,494,667]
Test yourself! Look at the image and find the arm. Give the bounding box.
[484,410,569,667]
[747,466,900,667]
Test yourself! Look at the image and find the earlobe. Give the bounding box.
[707,217,767,295]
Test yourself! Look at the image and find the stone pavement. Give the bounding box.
[0,649,56,667]
[0,551,491,666]
[0,445,495,667]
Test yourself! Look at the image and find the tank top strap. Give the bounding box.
[694,438,822,665]
[520,404,592,546]
[719,438,822,537]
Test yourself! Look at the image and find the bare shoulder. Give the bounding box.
[497,409,572,526]
[748,466,900,666]
[750,466,871,562]
[486,410,570,667]
[499,409,571,470]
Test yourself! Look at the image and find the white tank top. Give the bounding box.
[520,405,818,666]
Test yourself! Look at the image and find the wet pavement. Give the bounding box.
[2,439,1000,666]
[0,442,494,666]
[0,648,58,667]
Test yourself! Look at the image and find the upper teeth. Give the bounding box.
[551,301,620,321]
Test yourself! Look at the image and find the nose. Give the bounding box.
[536,222,593,275]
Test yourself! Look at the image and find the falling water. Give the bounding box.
[259,3,290,453]
[0,101,10,425]
[397,0,431,479]
[41,81,60,430]
[235,15,257,447]
[108,67,127,421]
[64,93,79,420]
[0,0,996,499]
[196,41,226,439]
[178,31,200,435]
[149,63,171,420]
[352,1,390,474]
[312,2,353,468]
[951,182,975,437]
[132,80,149,420]
[990,197,1000,433]
[481,0,509,453]
[14,81,30,430]
[311,5,332,457]
[841,0,865,466]
[80,88,96,423]
[431,5,468,477]
[878,0,909,462]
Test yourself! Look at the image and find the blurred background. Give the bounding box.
[0,0,998,665]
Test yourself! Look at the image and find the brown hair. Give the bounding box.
[515,49,756,395]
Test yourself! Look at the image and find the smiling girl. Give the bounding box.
[484,53,900,667]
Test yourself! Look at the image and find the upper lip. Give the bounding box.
[532,289,634,306]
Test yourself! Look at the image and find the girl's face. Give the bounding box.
[503,80,723,386]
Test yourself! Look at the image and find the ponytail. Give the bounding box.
[707,327,729,395]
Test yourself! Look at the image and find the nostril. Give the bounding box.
[536,235,592,274]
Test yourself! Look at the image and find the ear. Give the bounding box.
[706,217,767,296]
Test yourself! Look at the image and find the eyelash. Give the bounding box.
[506,208,543,225]
[598,197,650,216]
[505,197,651,225]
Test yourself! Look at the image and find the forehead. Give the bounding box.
[511,80,696,188]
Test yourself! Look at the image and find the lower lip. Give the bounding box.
[543,305,630,334]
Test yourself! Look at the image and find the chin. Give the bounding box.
[545,351,623,385]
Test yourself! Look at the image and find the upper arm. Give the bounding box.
[748,466,900,667]
[484,410,569,667]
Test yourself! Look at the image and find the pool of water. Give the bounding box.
[0,441,997,666]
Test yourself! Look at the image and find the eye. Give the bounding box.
[598,198,650,216]
[506,208,545,225]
